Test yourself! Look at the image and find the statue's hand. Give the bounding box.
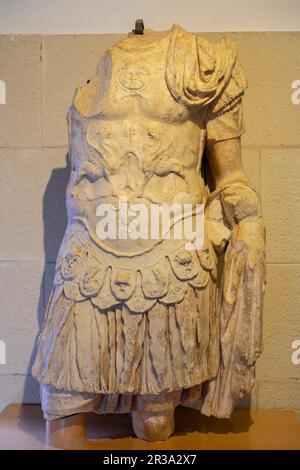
[234,218,266,270]
[220,185,262,226]
[218,184,266,270]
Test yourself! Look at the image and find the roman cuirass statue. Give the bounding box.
[32,24,266,443]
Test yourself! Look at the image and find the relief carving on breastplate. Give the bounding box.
[117,66,151,92]
[84,118,195,201]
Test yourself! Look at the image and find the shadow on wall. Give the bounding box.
[21,151,70,415]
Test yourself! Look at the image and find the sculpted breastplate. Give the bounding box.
[69,27,207,211]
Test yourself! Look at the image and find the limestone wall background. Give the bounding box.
[0,32,299,413]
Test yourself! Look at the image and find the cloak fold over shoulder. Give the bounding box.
[165,27,247,111]
[165,26,248,141]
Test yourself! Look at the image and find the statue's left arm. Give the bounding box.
[201,109,266,418]
[201,133,266,417]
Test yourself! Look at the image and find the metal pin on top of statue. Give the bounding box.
[132,19,144,35]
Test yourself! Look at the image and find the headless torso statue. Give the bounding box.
[32,23,266,446]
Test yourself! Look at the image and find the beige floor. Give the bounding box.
[0,404,299,450]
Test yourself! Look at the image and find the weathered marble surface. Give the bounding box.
[32,24,266,442]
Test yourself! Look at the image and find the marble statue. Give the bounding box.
[32,24,266,445]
